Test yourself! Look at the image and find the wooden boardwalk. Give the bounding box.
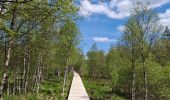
[68,72,90,100]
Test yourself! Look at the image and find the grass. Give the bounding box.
[82,76,126,100]
[3,73,73,100]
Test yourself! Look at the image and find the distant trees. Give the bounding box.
[87,43,110,78]
[85,4,170,100]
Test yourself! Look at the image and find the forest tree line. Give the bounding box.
[0,0,84,99]
[0,0,170,100]
[84,4,170,100]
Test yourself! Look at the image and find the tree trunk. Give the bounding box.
[131,47,135,100]
[33,67,37,92]
[33,52,43,93]
[12,63,16,95]
[12,77,16,95]
[132,68,135,100]
[36,53,42,93]
[24,49,30,93]
[143,61,148,100]
[0,40,13,99]
[16,64,21,95]
[0,5,17,99]
[62,66,68,96]
[58,69,61,77]
[7,82,10,95]
[22,46,27,93]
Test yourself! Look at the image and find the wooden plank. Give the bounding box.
[68,72,90,100]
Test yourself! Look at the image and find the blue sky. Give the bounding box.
[77,0,170,54]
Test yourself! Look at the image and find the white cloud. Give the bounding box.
[79,0,132,19]
[117,25,125,32]
[93,37,117,43]
[159,9,170,28]
[79,0,170,19]
[145,0,170,8]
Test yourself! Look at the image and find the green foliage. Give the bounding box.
[0,21,17,37]
[87,44,110,78]
[83,76,126,100]
[0,0,81,99]
[0,1,170,100]
[3,74,73,100]
[54,21,80,69]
